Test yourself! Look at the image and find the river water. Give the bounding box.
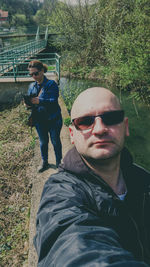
[60,77,150,171]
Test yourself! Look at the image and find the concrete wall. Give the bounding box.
[0,80,30,107]
[0,74,58,108]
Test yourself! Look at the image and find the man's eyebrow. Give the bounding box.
[72,113,92,120]
[72,110,119,119]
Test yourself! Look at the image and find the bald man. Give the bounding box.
[34,87,150,267]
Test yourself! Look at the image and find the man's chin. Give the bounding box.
[84,149,120,162]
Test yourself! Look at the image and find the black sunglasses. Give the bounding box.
[29,71,39,77]
[72,110,125,131]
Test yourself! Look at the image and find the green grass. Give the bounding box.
[122,94,150,171]
[63,116,71,127]
[0,103,36,266]
[48,65,55,71]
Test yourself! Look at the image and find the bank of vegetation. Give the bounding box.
[35,0,150,105]
[0,103,36,266]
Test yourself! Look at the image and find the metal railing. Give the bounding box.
[0,25,60,37]
[0,36,61,83]
[0,39,46,61]
[0,51,61,83]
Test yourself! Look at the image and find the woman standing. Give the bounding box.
[26,60,62,172]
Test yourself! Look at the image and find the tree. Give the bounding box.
[33,0,150,104]
[0,0,40,28]
[103,0,150,103]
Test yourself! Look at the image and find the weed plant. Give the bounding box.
[0,102,36,266]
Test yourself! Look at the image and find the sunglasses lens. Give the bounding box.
[73,110,124,131]
[29,71,39,76]
[73,116,94,130]
[102,111,124,125]
[34,72,39,76]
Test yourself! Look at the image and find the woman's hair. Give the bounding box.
[28,60,48,73]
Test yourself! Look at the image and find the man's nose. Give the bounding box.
[92,117,108,135]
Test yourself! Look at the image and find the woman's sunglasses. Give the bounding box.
[72,110,125,131]
[29,71,39,77]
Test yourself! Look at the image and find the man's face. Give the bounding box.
[69,88,129,163]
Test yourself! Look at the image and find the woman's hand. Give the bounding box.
[31,97,39,105]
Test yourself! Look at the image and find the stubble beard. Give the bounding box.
[82,143,124,166]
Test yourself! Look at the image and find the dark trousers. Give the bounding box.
[35,115,63,164]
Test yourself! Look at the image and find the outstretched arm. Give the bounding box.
[34,173,148,267]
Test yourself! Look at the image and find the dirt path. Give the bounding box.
[27,97,72,267]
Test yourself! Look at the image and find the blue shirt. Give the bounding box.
[28,76,61,121]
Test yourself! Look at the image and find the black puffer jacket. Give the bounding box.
[34,147,150,267]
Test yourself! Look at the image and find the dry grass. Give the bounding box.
[0,102,36,266]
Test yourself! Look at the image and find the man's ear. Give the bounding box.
[69,125,74,144]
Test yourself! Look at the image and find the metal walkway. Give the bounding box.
[0,27,61,82]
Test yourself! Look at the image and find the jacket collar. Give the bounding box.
[59,146,133,176]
